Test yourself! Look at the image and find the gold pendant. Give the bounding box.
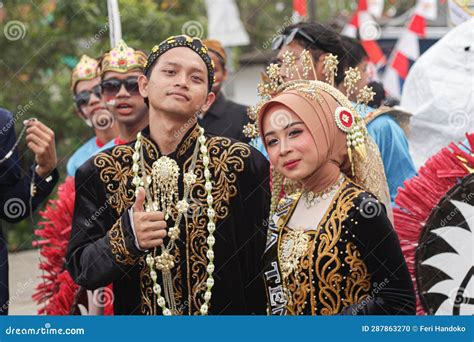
[152,156,180,219]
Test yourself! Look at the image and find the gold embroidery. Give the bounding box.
[281,227,316,314]
[276,181,373,315]
[137,135,251,314]
[186,137,251,314]
[315,185,361,315]
[343,242,371,306]
[94,146,135,214]
[108,219,139,265]
[177,125,200,158]
[280,229,311,278]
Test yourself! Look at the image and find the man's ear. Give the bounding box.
[201,91,216,112]
[222,68,228,82]
[138,74,149,98]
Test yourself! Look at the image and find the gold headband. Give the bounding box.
[71,55,99,91]
[100,40,147,75]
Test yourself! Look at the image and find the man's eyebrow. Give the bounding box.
[161,61,205,74]
[264,121,304,137]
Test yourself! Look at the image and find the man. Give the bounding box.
[0,110,59,314]
[197,39,250,143]
[35,54,120,315]
[100,40,149,146]
[272,22,416,203]
[339,36,416,202]
[67,55,119,176]
[66,35,270,315]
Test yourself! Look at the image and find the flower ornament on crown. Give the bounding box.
[100,39,147,74]
[71,55,99,91]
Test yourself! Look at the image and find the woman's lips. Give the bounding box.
[283,159,300,170]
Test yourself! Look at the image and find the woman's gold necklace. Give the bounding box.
[301,174,345,208]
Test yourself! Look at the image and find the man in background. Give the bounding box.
[200,39,250,143]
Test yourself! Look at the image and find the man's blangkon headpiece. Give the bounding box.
[144,35,215,92]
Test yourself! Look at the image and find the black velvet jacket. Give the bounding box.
[66,124,270,315]
[198,94,250,143]
[263,178,416,315]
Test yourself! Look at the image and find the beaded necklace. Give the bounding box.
[132,127,216,315]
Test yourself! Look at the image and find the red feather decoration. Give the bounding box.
[32,176,114,315]
[394,133,473,315]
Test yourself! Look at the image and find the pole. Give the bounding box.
[107,0,122,48]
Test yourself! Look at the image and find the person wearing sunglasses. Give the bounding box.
[99,40,149,147]
[273,23,347,84]
[67,55,119,177]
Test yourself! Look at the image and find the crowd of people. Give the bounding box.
[0,19,471,316]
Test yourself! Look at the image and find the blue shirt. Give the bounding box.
[357,105,417,204]
[67,137,115,176]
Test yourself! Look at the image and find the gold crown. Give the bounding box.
[244,50,375,140]
[71,55,99,91]
[100,40,147,75]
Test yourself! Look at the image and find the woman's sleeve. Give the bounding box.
[340,193,416,315]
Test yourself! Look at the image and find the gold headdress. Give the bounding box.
[71,55,99,91]
[245,50,391,217]
[100,39,147,75]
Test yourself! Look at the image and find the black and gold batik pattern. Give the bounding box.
[263,178,416,315]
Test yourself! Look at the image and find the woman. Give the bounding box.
[259,79,416,315]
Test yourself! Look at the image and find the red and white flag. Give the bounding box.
[292,0,307,23]
[342,0,387,68]
[383,0,437,98]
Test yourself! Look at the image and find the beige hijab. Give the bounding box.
[258,89,352,192]
[258,81,392,217]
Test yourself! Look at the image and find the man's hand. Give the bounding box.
[133,187,167,250]
[25,119,57,178]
